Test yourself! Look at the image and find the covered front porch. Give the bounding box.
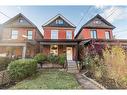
[40,40,79,61]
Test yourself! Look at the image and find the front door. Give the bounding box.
[66,47,73,60]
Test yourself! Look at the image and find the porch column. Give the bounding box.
[22,46,26,59]
[76,43,79,61]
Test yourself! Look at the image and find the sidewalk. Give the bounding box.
[75,73,104,89]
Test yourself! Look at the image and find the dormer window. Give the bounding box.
[56,19,63,25]
[19,19,23,23]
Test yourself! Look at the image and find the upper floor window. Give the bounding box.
[11,30,18,39]
[93,20,101,24]
[27,30,33,40]
[105,31,110,39]
[90,30,97,39]
[19,19,23,23]
[56,19,64,25]
[51,30,58,39]
[66,31,72,39]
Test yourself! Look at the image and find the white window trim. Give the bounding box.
[11,30,18,39]
[90,30,97,39]
[27,30,33,40]
[105,31,110,39]
[66,31,72,39]
[51,30,58,39]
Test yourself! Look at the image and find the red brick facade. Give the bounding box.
[43,27,75,39]
[76,28,113,39]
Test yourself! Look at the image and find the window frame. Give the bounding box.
[27,30,33,40]
[66,31,72,39]
[105,31,110,39]
[11,30,18,39]
[90,30,97,39]
[51,30,58,39]
[19,19,23,23]
[56,19,64,25]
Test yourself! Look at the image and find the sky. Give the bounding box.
[0,6,127,39]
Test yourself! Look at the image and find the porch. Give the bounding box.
[40,40,79,61]
[0,41,39,59]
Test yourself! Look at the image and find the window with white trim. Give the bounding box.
[66,31,72,39]
[11,30,18,39]
[27,30,33,40]
[56,19,64,25]
[51,30,58,39]
[90,30,97,39]
[105,31,110,39]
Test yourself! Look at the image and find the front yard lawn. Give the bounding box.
[10,69,80,89]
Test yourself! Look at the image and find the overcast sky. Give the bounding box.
[0,6,127,39]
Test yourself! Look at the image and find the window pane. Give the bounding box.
[66,31,72,39]
[56,20,63,25]
[105,32,110,39]
[91,30,97,39]
[27,31,32,39]
[11,30,18,39]
[51,30,58,39]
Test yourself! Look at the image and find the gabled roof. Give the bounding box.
[42,14,76,28]
[3,13,43,38]
[75,14,116,39]
[3,13,37,28]
[83,14,115,29]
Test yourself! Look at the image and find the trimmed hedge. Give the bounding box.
[0,57,12,71]
[7,59,37,81]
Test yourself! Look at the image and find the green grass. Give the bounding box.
[10,69,80,89]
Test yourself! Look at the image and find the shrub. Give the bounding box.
[0,57,12,71]
[47,54,59,64]
[34,53,47,63]
[7,59,37,81]
[103,46,127,88]
[58,54,66,67]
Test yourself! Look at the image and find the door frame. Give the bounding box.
[66,47,73,61]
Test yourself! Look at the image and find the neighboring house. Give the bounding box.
[75,14,115,40]
[40,14,78,61]
[0,13,43,58]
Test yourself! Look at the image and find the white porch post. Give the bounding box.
[22,46,26,59]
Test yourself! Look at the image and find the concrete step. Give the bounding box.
[67,61,79,73]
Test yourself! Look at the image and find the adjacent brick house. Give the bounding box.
[0,13,43,58]
[39,14,78,60]
[75,14,127,57]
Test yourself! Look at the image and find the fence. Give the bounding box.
[0,70,10,86]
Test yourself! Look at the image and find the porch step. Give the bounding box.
[67,61,79,73]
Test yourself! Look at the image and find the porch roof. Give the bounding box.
[39,39,80,45]
[80,39,127,46]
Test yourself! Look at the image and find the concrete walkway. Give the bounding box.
[75,73,104,89]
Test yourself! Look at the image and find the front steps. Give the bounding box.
[67,61,79,73]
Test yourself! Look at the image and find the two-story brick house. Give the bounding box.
[0,13,43,58]
[75,14,119,55]
[39,14,79,61]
